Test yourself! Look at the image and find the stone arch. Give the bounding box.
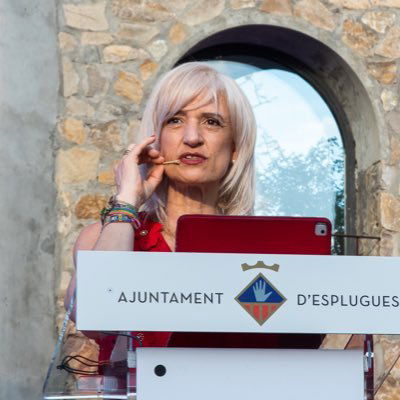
[157,20,386,253]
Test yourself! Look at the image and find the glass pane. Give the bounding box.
[206,60,345,253]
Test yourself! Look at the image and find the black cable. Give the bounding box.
[61,355,107,368]
[56,332,142,375]
[57,364,99,375]
[57,354,107,375]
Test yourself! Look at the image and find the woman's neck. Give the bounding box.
[163,181,220,247]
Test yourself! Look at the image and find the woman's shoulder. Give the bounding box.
[73,222,102,261]
[72,213,169,254]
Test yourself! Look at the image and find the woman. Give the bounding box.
[66,61,255,300]
[65,61,261,353]
[66,62,314,355]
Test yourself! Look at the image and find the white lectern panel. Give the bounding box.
[137,348,363,400]
[77,251,400,333]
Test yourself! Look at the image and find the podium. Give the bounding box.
[39,250,400,400]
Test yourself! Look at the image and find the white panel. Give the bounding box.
[137,348,364,400]
[77,251,400,334]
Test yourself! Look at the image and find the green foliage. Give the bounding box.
[255,136,345,254]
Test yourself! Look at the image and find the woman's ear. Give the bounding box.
[232,143,237,163]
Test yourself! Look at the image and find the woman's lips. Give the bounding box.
[179,154,207,165]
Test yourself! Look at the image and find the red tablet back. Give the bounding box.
[170,215,331,350]
[176,215,331,255]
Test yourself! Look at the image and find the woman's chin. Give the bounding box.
[168,172,221,187]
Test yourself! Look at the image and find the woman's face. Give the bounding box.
[159,95,236,186]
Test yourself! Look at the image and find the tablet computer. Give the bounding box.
[171,215,331,349]
[176,215,331,255]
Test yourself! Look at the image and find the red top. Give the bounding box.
[97,215,322,361]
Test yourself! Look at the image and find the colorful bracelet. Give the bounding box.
[100,196,141,229]
[102,213,141,229]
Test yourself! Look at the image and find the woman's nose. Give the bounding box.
[183,122,204,147]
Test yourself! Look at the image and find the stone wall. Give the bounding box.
[55,0,400,398]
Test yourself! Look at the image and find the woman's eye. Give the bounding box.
[206,118,222,127]
[166,117,181,124]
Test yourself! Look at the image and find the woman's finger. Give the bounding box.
[147,148,160,158]
[122,143,137,158]
[137,145,158,164]
[129,135,156,158]
[139,151,165,165]
[144,164,165,195]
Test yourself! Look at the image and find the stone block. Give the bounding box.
[169,24,187,45]
[380,192,400,231]
[375,26,400,59]
[127,119,142,143]
[140,59,158,80]
[388,111,400,135]
[103,45,146,63]
[372,0,400,6]
[342,19,378,56]
[260,0,292,14]
[367,61,397,84]
[63,2,109,31]
[81,45,101,64]
[89,120,122,151]
[379,228,396,256]
[168,0,189,9]
[381,89,398,112]
[390,136,400,165]
[62,57,79,98]
[56,148,100,185]
[59,118,86,144]
[59,32,77,52]
[66,97,96,118]
[75,194,108,219]
[361,11,395,33]
[375,374,400,400]
[96,102,130,122]
[328,0,370,8]
[230,0,256,9]
[58,212,72,237]
[112,0,171,22]
[294,0,336,31]
[57,191,73,236]
[84,66,108,98]
[180,0,225,26]
[81,32,114,46]
[116,23,159,44]
[148,39,168,61]
[114,70,143,103]
[375,339,400,397]
[381,163,397,190]
[98,167,116,185]
[356,163,382,256]
[59,270,72,294]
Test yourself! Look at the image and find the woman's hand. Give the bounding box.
[114,135,165,207]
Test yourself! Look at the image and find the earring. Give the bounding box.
[232,159,236,164]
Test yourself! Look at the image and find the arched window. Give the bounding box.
[178,36,348,254]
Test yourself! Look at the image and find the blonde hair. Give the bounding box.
[139,62,256,221]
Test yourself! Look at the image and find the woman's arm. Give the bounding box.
[64,135,165,316]
[64,220,136,320]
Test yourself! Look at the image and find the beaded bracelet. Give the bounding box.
[100,196,141,229]
[103,213,141,229]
